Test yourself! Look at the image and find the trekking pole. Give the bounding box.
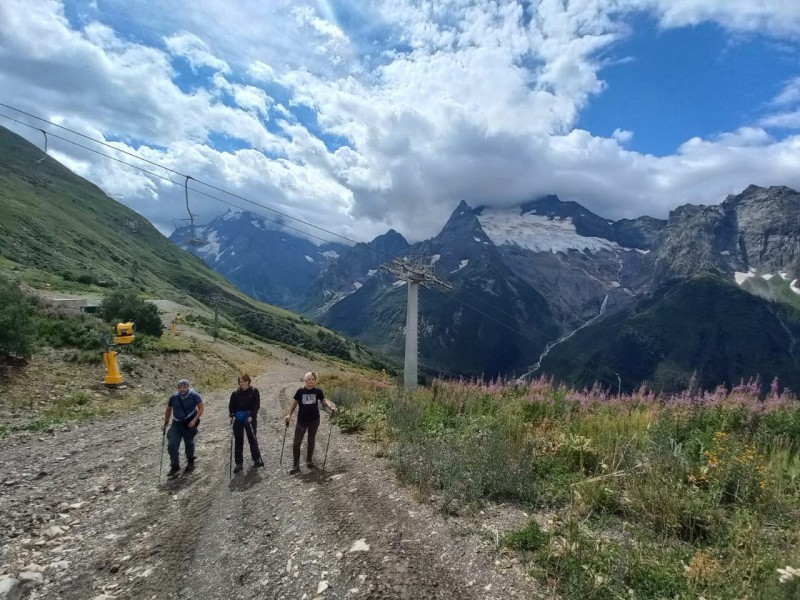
[229,423,234,479]
[158,428,166,482]
[279,421,289,466]
[322,412,334,473]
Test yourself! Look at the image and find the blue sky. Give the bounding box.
[1,0,800,242]
[579,15,800,156]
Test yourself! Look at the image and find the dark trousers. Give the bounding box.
[293,419,320,467]
[233,419,261,465]
[167,421,197,468]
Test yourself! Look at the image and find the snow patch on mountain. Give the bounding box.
[198,231,222,263]
[451,259,469,273]
[735,269,794,284]
[476,209,620,254]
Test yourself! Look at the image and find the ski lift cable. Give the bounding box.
[0,109,409,252]
[0,112,344,245]
[0,108,528,325]
[0,102,368,248]
[0,109,603,365]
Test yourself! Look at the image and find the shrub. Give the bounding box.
[335,409,370,433]
[503,519,547,552]
[0,278,37,358]
[99,289,163,337]
[36,313,107,350]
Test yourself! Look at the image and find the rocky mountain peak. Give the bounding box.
[439,200,489,242]
[370,229,409,253]
[723,184,795,206]
[653,185,800,284]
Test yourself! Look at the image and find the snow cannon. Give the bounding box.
[103,321,136,387]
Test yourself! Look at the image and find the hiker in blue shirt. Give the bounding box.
[162,378,204,476]
[228,373,264,473]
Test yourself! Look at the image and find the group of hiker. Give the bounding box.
[162,371,337,477]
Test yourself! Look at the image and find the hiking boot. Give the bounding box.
[184,460,195,472]
[254,457,264,467]
[167,466,181,477]
[306,461,317,469]
[233,464,243,474]
[289,466,300,475]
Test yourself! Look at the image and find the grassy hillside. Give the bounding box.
[0,125,390,369]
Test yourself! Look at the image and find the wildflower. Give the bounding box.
[778,566,800,584]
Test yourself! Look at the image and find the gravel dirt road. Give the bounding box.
[0,363,539,599]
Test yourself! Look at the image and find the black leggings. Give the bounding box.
[233,419,261,465]
[292,419,320,466]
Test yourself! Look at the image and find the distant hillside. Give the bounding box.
[0,125,391,369]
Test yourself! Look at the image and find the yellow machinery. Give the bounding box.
[171,312,181,336]
[103,322,135,386]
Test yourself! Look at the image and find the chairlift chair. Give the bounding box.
[33,129,49,186]
[183,175,205,246]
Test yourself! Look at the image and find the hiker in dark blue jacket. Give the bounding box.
[229,373,264,472]
[163,378,204,476]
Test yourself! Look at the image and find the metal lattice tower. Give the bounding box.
[382,257,452,391]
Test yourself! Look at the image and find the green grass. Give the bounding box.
[0,388,160,437]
